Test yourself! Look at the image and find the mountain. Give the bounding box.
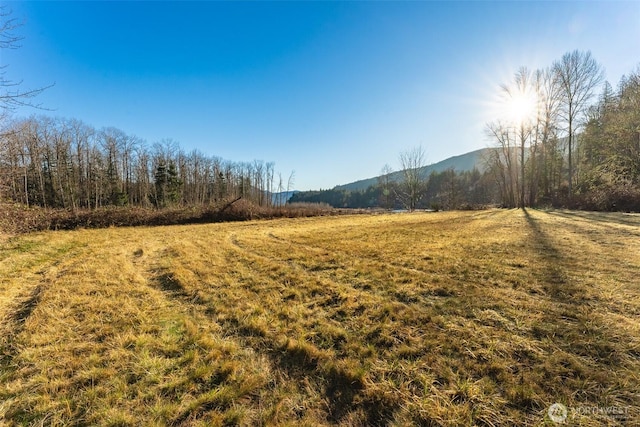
[334,147,492,192]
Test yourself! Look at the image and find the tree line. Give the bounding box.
[0,115,294,210]
[290,166,495,211]
[0,8,297,213]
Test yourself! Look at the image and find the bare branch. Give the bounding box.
[0,6,53,116]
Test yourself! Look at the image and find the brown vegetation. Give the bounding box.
[1,209,639,425]
[0,199,336,235]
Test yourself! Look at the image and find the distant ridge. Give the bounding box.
[334,147,491,192]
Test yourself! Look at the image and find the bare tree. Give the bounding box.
[377,163,395,209]
[485,121,517,207]
[265,161,275,206]
[531,67,562,204]
[398,145,427,211]
[0,6,51,118]
[553,50,604,197]
[286,170,295,203]
[500,67,536,207]
[487,65,566,208]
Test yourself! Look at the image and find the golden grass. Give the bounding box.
[1,209,639,426]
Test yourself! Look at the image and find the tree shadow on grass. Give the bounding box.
[522,209,585,302]
[547,209,640,229]
[519,209,638,415]
[147,260,398,425]
[230,330,397,425]
[545,211,640,246]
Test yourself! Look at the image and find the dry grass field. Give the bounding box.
[1,209,639,426]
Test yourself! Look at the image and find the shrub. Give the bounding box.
[0,199,339,234]
[575,182,640,212]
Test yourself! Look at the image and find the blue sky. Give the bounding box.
[3,1,639,190]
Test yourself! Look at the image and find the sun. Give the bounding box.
[505,89,538,126]
[478,67,543,130]
[482,80,540,128]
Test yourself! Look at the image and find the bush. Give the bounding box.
[0,201,52,234]
[0,199,339,234]
[575,182,640,212]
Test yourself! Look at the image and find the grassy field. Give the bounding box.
[1,209,639,426]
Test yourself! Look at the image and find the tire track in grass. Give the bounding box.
[137,240,342,425]
[236,221,488,311]
[0,284,44,370]
[0,239,97,425]
[5,232,256,425]
[0,239,83,375]
[131,245,276,426]
[219,229,468,424]
[0,235,78,319]
[162,232,400,425]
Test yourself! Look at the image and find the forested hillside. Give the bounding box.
[290,167,494,210]
[334,148,490,193]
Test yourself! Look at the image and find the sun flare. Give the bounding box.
[483,82,541,129]
[505,90,538,126]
